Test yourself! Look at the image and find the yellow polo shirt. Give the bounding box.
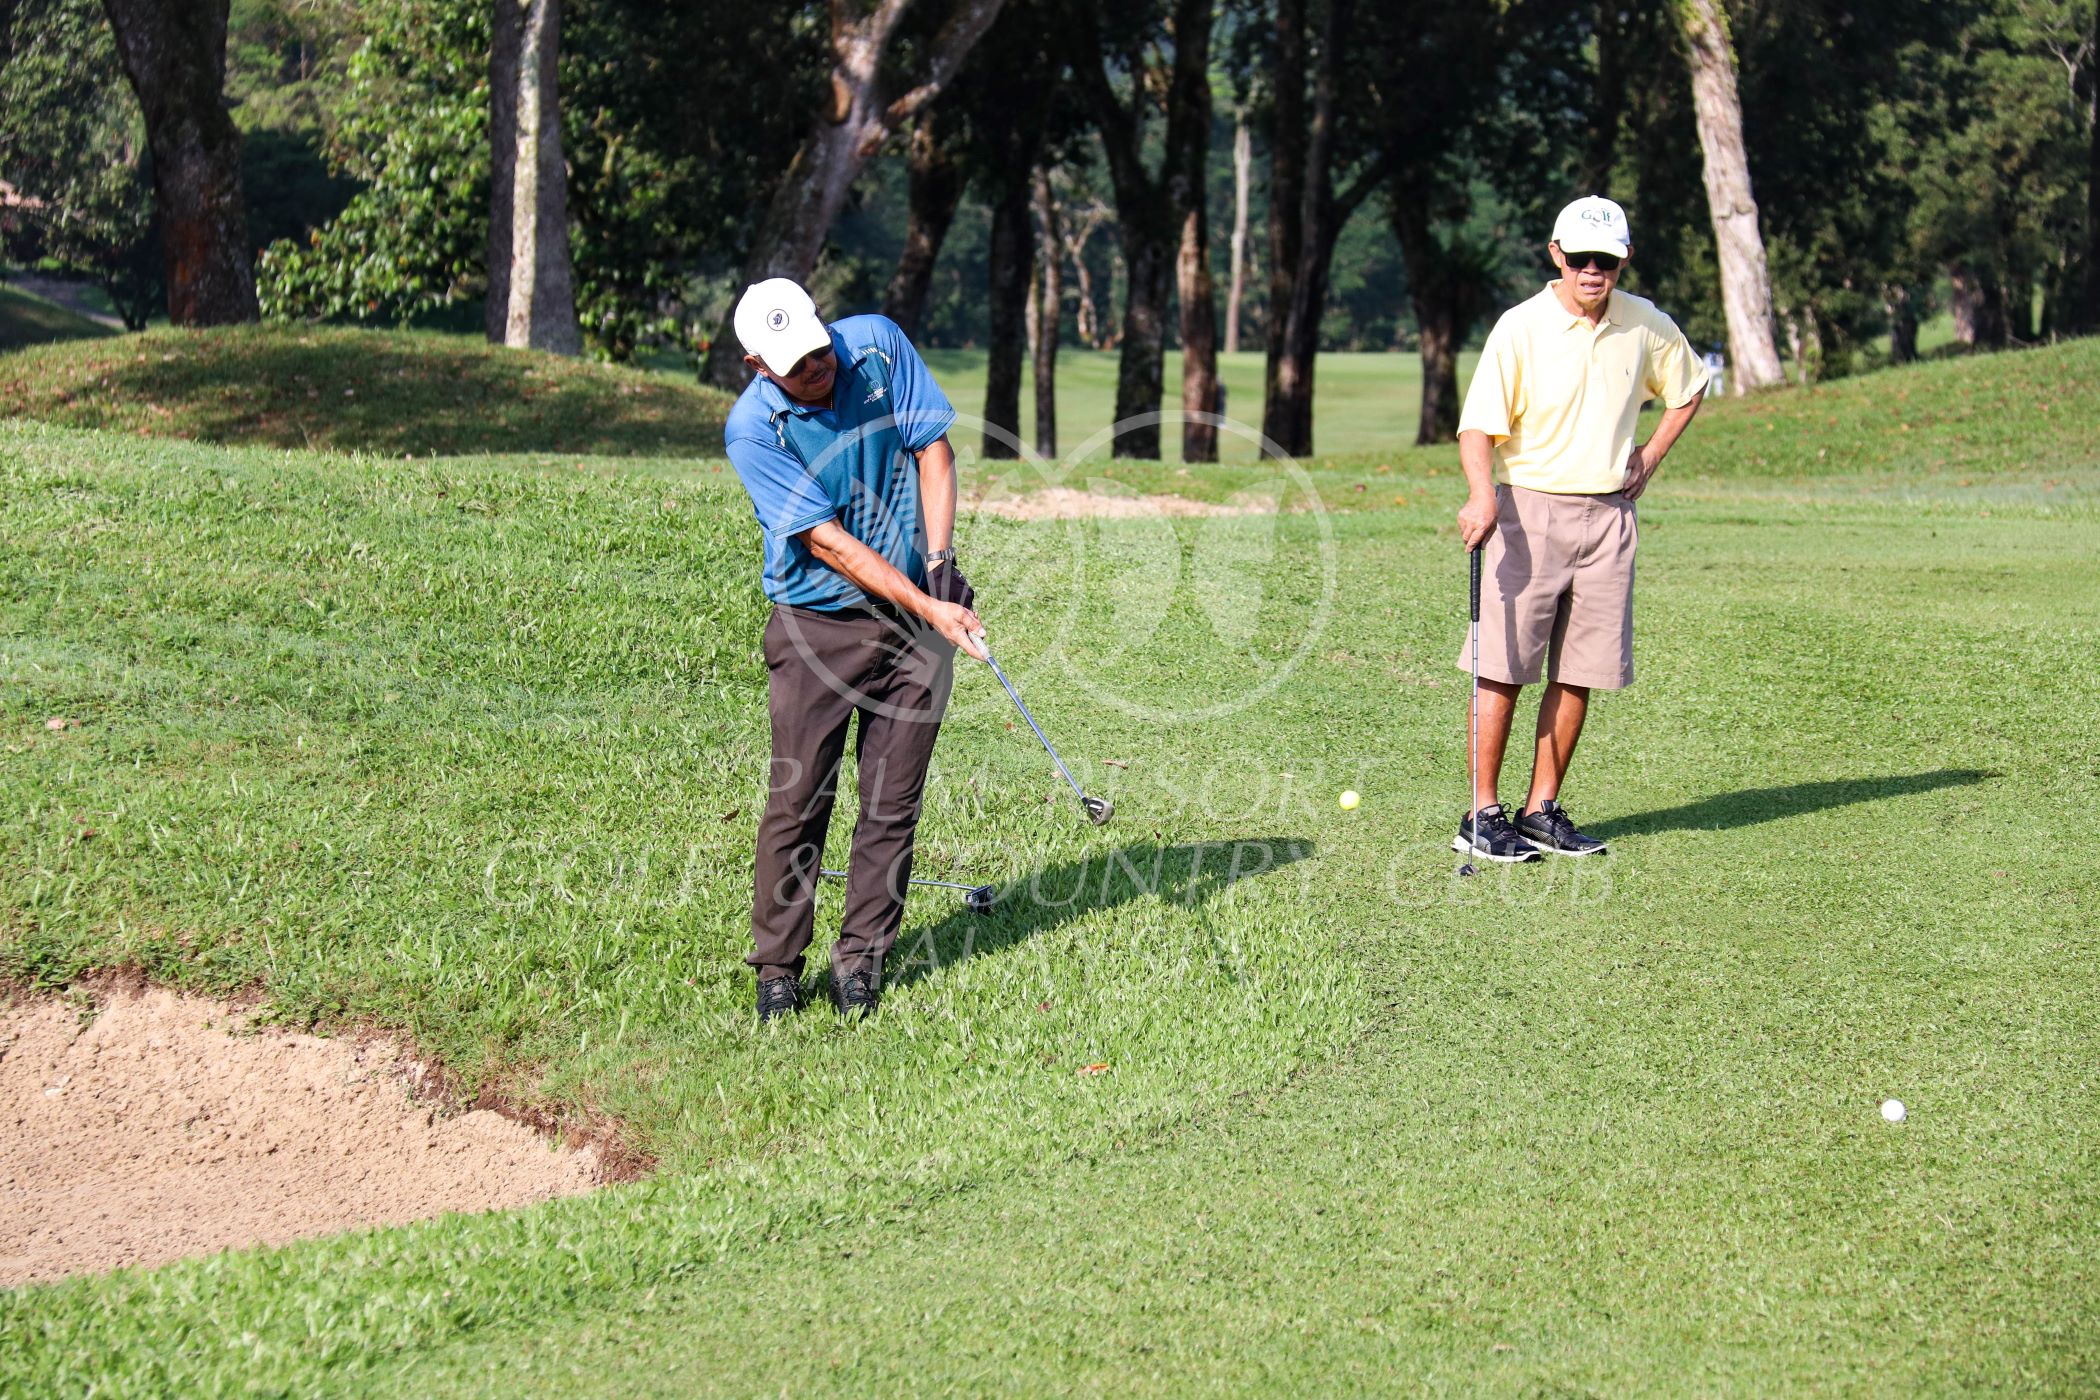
[1458,285,1707,495]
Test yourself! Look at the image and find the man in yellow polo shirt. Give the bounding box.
[1452,196,1707,864]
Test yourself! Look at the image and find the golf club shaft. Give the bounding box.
[1468,546,1482,848]
[818,868,980,895]
[981,650,1087,803]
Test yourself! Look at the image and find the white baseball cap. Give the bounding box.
[1551,196,1631,258]
[732,277,831,375]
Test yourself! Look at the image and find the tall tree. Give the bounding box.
[1259,0,1391,458]
[1673,0,1784,391]
[99,0,259,324]
[2079,0,2099,333]
[1224,106,1251,355]
[490,0,580,353]
[881,106,967,338]
[700,0,1007,388]
[1166,0,1218,462]
[1067,0,1216,460]
[1030,167,1062,457]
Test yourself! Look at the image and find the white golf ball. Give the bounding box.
[1338,790,1360,811]
[1881,1099,1906,1123]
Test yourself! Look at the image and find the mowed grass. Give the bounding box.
[0,324,733,457]
[1,339,2098,1393]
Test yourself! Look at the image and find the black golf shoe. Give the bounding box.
[1519,799,1609,857]
[1453,803,1543,864]
[756,976,804,1023]
[830,968,881,1019]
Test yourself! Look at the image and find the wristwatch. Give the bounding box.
[926,547,955,569]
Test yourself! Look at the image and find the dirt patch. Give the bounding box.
[0,985,600,1288]
[968,486,1280,520]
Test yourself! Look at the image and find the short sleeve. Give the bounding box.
[725,428,844,540]
[1644,315,1708,408]
[1458,317,1520,440]
[873,317,957,452]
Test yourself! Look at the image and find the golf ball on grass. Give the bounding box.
[1339,790,1360,811]
[1881,1099,1907,1123]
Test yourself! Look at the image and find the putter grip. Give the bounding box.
[1469,547,1482,623]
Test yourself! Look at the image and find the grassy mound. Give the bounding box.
[0,280,118,354]
[0,324,733,457]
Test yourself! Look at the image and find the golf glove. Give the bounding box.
[927,560,975,611]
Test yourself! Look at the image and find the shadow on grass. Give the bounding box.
[0,324,729,457]
[889,836,1315,989]
[1591,768,1996,839]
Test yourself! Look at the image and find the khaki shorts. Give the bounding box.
[1456,484,1637,690]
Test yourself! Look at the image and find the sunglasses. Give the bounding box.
[784,345,833,377]
[1560,249,1622,272]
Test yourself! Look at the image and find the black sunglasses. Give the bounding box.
[785,344,833,377]
[1560,249,1622,272]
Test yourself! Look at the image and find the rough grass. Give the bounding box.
[0,281,117,354]
[0,324,732,457]
[2,338,2097,1394]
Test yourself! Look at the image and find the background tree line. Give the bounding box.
[2,0,2095,459]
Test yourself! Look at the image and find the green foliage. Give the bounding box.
[0,0,160,330]
[256,0,492,328]
[0,278,118,351]
[0,324,732,455]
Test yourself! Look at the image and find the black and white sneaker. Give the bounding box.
[756,976,803,1023]
[1453,804,1542,864]
[1519,799,1609,857]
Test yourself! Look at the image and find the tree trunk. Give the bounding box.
[983,176,1031,459]
[881,110,966,338]
[502,0,580,354]
[1581,0,1627,192]
[1225,109,1250,355]
[701,0,1008,389]
[1263,0,1370,458]
[1949,263,2007,349]
[1885,284,1917,364]
[1032,168,1061,458]
[99,0,258,325]
[1391,198,1462,445]
[1166,0,1216,463]
[1674,0,1785,393]
[2083,0,2100,335]
[485,0,518,342]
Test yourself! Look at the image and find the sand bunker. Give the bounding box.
[1,985,600,1288]
[968,487,1279,520]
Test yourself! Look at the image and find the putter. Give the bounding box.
[972,634,1113,825]
[819,867,996,915]
[1459,546,1482,878]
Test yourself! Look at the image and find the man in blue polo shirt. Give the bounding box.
[723,277,985,1023]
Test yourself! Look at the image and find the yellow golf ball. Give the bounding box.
[1338,790,1360,811]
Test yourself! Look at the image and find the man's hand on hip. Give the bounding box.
[1621,442,1657,501]
[1458,489,1499,550]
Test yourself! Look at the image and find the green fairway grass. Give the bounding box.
[2,340,2097,1394]
[0,280,119,354]
[0,324,733,456]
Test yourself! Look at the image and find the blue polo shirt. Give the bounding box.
[722,314,957,610]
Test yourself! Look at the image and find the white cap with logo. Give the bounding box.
[733,277,831,376]
[1551,196,1631,258]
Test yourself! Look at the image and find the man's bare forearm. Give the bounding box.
[916,435,957,561]
[803,520,937,619]
[1459,429,1497,499]
[1642,389,1704,467]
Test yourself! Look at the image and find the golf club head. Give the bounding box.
[1458,863,1477,878]
[1081,795,1113,826]
[965,885,996,915]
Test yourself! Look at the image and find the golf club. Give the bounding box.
[971,634,1113,826]
[1459,546,1481,877]
[819,867,996,915]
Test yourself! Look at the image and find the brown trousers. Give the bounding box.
[750,604,953,984]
